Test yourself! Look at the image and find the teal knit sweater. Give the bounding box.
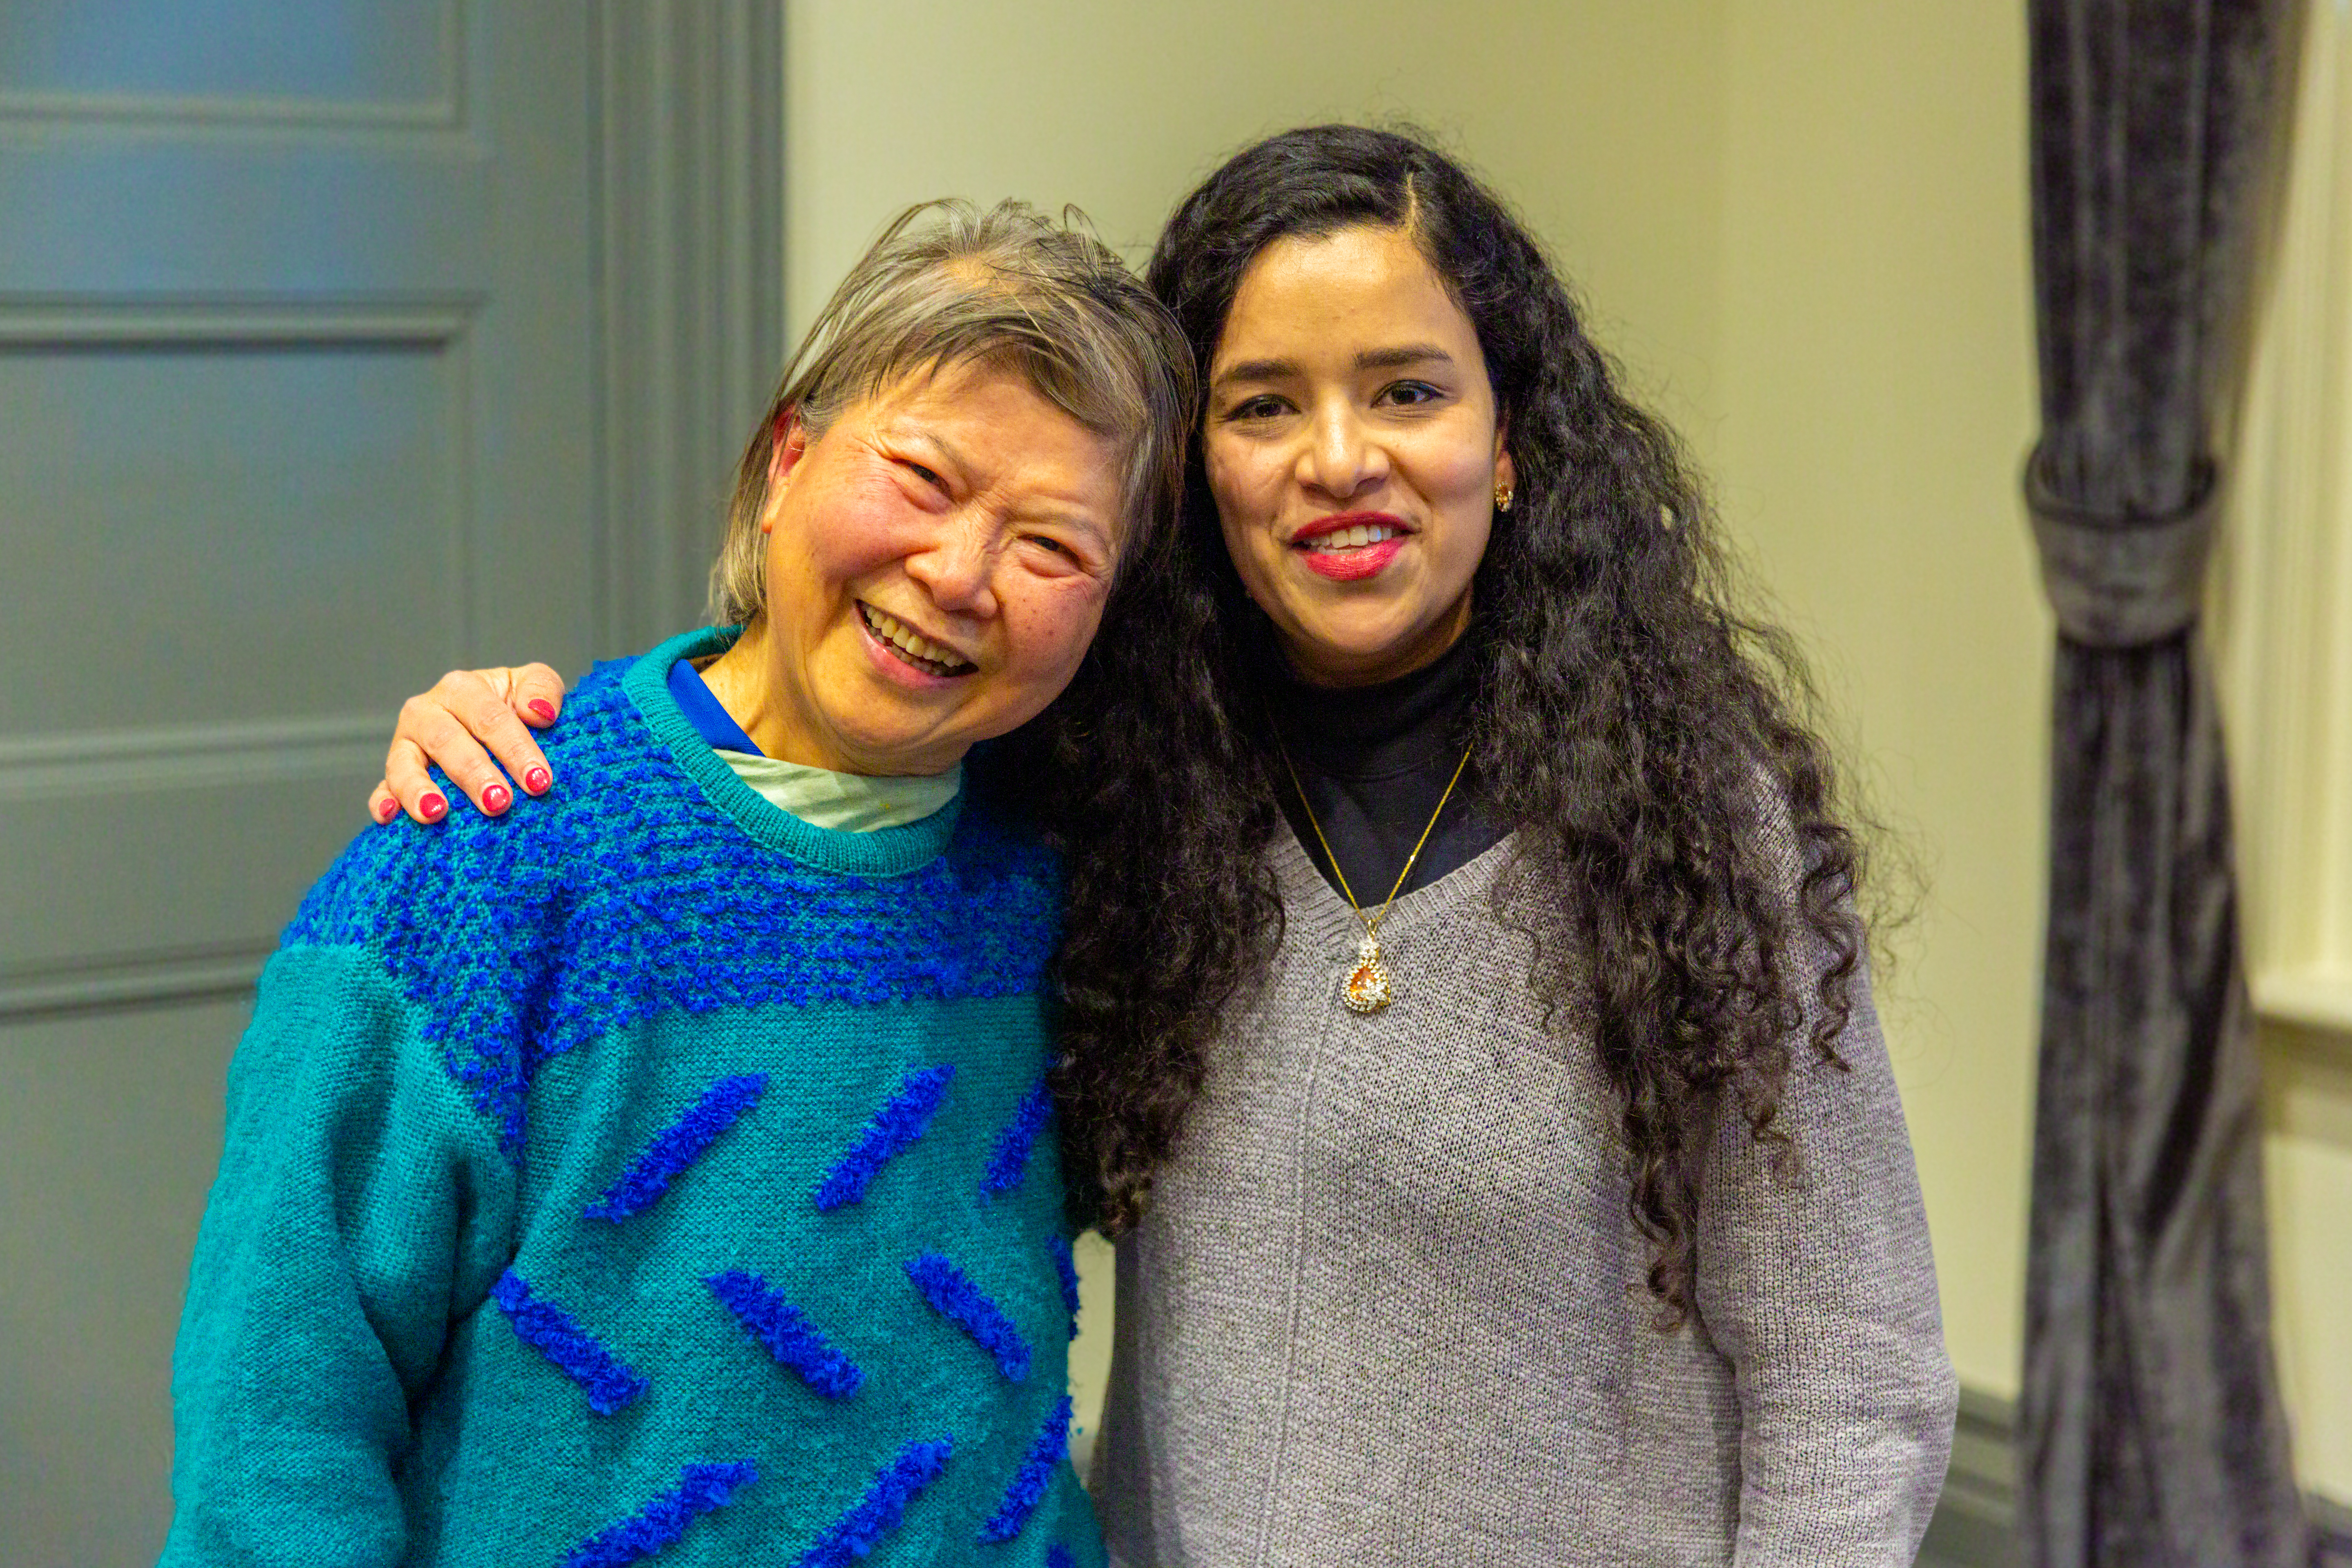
[163,628,1102,1568]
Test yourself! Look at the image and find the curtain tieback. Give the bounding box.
[2024,448,2218,648]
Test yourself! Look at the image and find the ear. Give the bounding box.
[762,408,812,532]
[1492,416,1515,498]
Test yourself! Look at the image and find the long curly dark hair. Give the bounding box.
[1004,125,1873,1327]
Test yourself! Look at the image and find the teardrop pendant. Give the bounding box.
[1342,933,1394,1014]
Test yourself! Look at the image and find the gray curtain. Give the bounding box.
[2020,2,2311,1566]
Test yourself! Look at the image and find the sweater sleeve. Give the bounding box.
[1693,953,1960,1566]
[160,943,514,1568]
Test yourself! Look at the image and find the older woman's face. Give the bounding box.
[748,359,1124,775]
[1203,223,1511,687]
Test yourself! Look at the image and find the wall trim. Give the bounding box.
[0,297,476,346]
[2254,967,2352,1041]
[0,0,466,135]
[1920,1386,2352,1567]
[2216,0,2352,1038]
[0,943,267,1024]
[589,0,788,655]
[0,714,398,803]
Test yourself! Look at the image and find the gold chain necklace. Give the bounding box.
[1276,739,1473,1015]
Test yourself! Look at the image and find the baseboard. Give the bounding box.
[1917,1387,2023,1566]
[2328,1495,2352,1568]
[1917,1386,2352,1567]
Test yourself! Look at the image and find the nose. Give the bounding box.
[1299,398,1388,501]
[902,515,1000,621]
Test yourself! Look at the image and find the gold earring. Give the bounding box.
[1495,480,1515,513]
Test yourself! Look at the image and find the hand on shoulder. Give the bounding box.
[368,663,569,826]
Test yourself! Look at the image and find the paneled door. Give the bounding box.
[0,5,596,1560]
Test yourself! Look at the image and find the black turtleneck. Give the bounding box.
[1260,632,1511,906]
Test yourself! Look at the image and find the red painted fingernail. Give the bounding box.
[482,783,512,814]
[375,797,399,823]
[420,791,448,822]
[523,766,552,795]
[528,699,557,723]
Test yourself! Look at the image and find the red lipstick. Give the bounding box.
[1292,511,1409,581]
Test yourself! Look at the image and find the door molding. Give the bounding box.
[592,0,788,654]
[0,5,767,1028]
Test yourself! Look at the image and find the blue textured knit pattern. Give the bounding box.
[906,1253,1033,1382]
[490,1270,648,1415]
[981,1396,1075,1542]
[588,1073,769,1221]
[798,1440,955,1568]
[562,1463,758,1568]
[815,1065,958,1211]
[704,1270,865,1399]
[156,632,1102,1568]
[283,653,1062,1156]
[980,1080,1054,1197]
[1049,1236,1083,1334]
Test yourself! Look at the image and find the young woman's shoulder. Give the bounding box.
[287,659,651,960]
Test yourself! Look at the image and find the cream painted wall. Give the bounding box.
[1712,0,2045,1404]
[787,0,2352,1503]
[785,0,1730,427]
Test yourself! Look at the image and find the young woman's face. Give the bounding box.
[1203,223,1511,687]
[746,359,1124,775]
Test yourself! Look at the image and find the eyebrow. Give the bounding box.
[884,420,966,472]
[881,416,1120,554]
[1213,343,1457,388]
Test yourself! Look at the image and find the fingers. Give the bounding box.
[507,663,567,735]
[397,672,520,819]
[380,735,452,826]
[368,665,568,828]
[385,688,499,821]
[448,666,559,802]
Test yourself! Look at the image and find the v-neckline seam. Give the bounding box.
[1270,818,1517,942]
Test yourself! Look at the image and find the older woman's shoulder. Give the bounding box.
[283,659,657,951]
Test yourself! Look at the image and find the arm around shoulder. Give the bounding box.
[161,944,515,1568]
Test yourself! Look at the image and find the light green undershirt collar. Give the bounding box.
[623,626,965,878]
[713,749,960,833]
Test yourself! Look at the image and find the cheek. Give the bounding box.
[1002,583,1108,681]
[1411,428,1500,571]
[779,472,920,586]
[1421,424,1502,503]
[1441,512,1494,577]
[1203,450,1285,605]
[1204,439,1281,540]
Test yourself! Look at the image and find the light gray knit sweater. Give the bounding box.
[1091,830,1957,1566]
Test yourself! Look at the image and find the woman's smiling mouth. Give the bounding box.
[857,602,977,677]
[1292,512,1410,581]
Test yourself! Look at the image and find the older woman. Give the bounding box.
[372,127,1955,1565]
[163,202,1187,1568]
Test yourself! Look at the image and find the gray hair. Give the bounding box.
[710,199,1194,625]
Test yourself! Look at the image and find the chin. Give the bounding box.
[1314,614,1424,659]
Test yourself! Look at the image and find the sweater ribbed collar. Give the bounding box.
[625,626,964,878]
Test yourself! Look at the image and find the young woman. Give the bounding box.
[372,127,1957,1566]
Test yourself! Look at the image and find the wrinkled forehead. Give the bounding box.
[849,358,1133,534]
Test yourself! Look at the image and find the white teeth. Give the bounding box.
[861,604,972,672]
[1305,523,1401,551]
